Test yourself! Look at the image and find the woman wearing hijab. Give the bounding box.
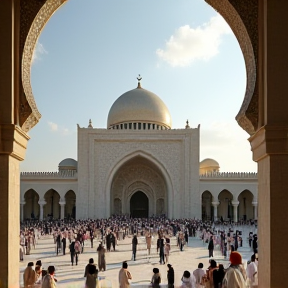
[179,271,196,288]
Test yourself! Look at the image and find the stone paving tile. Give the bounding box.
[19,225,257,288]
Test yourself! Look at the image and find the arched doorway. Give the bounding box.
[65,190,76,219]
[23,189,40,220]
[110,155,168,217]
[218,190,233,221]
[238,190,254,221]
[202,191,213,221]
[130,191,148,218]
[44,189,60,219]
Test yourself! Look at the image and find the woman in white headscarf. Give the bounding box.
[179,271,196,288]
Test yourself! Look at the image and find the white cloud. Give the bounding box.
[48,121,58,132]
[47,121,74,136]
[156,14,232,67]
[32,41,47,63]
[62,128,70,136]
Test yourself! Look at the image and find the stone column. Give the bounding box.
[252,202,258,220]
[59,201,66,219]
[20,202,26,222]
[0,2,30,287]
[248,2,288,287]
[38,201,46,221]
[211,202,219,221]
[232,201,239,223]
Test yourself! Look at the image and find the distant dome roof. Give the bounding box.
[107,85,172,129]
[200,158,220,168]
[58,158,77,170]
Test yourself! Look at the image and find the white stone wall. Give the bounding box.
[77,126,201,219]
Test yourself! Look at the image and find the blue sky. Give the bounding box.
[21,0,257,172]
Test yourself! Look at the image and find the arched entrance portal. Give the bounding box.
[130,191,148,218]
[110,155,168,217]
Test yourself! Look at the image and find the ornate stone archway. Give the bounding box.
[3,1,288,287]
[110,156,167,217]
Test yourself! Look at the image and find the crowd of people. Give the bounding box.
[20,216,258,288]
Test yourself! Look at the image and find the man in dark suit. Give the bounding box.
[61,236,66,255]
[69,239,75,266]
[56,233,61,255]
[208,236,214,258]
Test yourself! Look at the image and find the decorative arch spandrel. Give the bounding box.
[20,0,68,132]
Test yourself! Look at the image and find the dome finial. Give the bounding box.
[185,119,190,129]
[137,74,142,88]
[88,119,93,128]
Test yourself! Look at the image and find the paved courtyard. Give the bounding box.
[19,225,257,288]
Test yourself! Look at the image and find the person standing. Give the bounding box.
[208,236,214,258]
[74,238,81,265]
[97,242,106,272]
[111,231,116,251]
[89,229,94,248]
[62,235,66,255]
[56,233,61,255]
[69,239,76,266]
[222,251,247,288]
[252,235,258,254]
[179,270,196,288]
[84,258,98,288]
[185,230,189,245]
[167,264,174,288]
[213,264,225,288]
[151,268,161,288]
[23,262,36,288]
[157,235,165,264]
[132,234,138,261]
[146,232,152,255]
[164,239,171,264]
[41,266,57,288]
[20,233,26,256]
[178,231,185,251]
[246,254,258,287]
[119,261,132,288]
[208,260,218,288]
[193,263,205,288]
[248,232,253,249]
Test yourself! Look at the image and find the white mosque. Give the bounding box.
[20,80,258,222]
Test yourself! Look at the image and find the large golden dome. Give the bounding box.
[107,85,172,129]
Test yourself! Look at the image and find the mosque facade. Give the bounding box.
[20,81,258,222]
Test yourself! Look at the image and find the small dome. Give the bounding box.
[199,158,220,175]
[107,86,172,129]
[200,158,220,168]
[58,158,77,171]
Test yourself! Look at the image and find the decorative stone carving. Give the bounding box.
[199,172,257,179]
[20,0,68,132]
[156,198,164,215]
[95,140,181,193]
[114,198,122,215]
[111,162,167,215]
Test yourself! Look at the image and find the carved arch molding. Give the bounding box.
[20,0,258,135]
[111,164,167,215]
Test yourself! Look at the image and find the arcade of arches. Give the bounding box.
[2,1,288,288]
[22,189,76,221]
[202,190,255,222]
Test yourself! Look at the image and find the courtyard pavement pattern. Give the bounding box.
[19,225,257,288]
